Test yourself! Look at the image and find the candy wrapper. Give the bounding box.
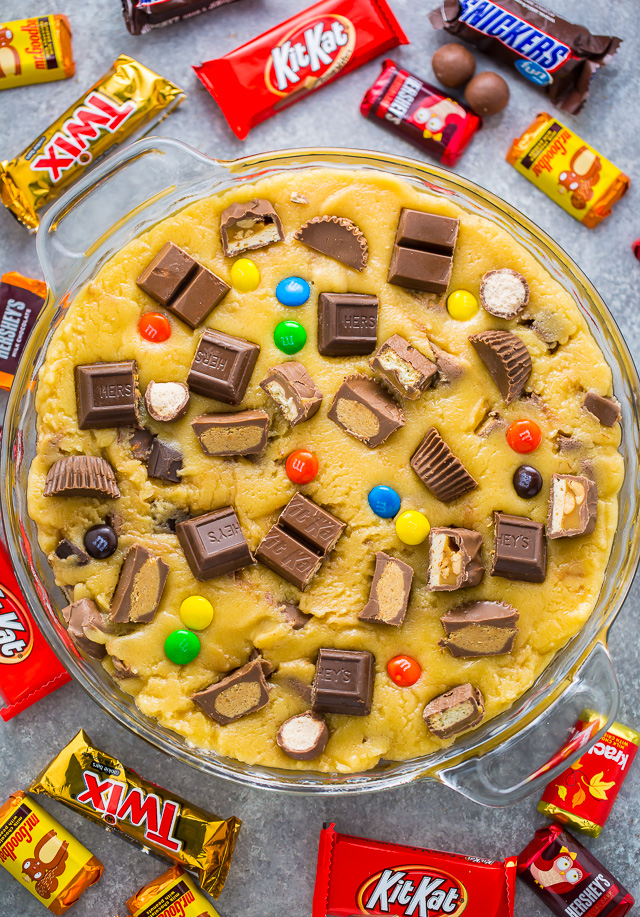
[0,791,102,914]
[30,730,241,897]
[194,0,408,139]
[127,865,221,916]
[313,823,516,916]
[122,0,242,35]
[0,55,184,231]
[0,15,74,90]
[0,272,47,392]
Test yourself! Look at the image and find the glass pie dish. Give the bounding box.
[2,138,639,804]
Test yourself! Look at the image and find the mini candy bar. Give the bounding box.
[0,16,74,90]
[328,375,404,448]
[192,410,270,456]
[518,824,633,917]
[491,512,547,582]
[0,791,102,914]
[279,493,345,556]
[423,683,485,738]
[75,361,140,429]
[260,361,323,425]
[312,648,374,716]
[361,60,481,168]
[109,545,169,623]
[187,329,260,404]
[127,865,221,917]
[313,823,517,917]
[0,56,184,231]
[429,1,621,115]
[440,600,519,657]
[62,599,107,659]
[0,273,47,391]
[122,0,241,35]
[192,658,270,724]
[220,199,284,256]
[193,0,408,139]
[44,455,121,499]
[538,712,640,837]
[583,392,621,428]
[506,113,630,228]
[295,217,369,272]
[147,439,183,483]
[548,474,597,539]
[277,711,329,760]
[370,334,437,399]
[30,730,241,897]
[480,269,529,319]
[256,526,324,590]
[177,507,253,580]
[358,552,413,626]
[410,427,477,502]
[317,293,378,356]
[469,331,531,404]
[427,527,484,591]
[145,381,190,422]
[0,542,70,721]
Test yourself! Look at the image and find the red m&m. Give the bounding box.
[506,419,542,453]
[139,312,171,342]
[387,655,421,687]
[285,449,318,484]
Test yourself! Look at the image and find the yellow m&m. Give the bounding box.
[180,595,214,630]
[395,510,430,545]
[230,258,260,292]
[447,289,478,320]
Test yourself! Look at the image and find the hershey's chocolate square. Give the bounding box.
[279,493,345,556]
[491,512,547,583]
[317,293,378,356]
[176,507,253,580]
[312,648,374,716]
[75,361,139,429]
[187,329,260,405]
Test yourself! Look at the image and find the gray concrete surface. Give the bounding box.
[0,1,639,915]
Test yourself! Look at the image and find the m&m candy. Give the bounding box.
[274,320,306,354]
[368,485,401,519]
[513,464,543,498]
[286,449,319,484]
[165,629,200,665]
[387,655,421,687]
[395,510,430,545]
[447,289,478,321]
[180,595,214,630]
[230,258,260,292]
[84,524,118,559]
[276,276,311,307]
[507,419,542,453]
[139,312,171,342]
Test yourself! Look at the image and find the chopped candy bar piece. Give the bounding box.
[176,507,253,580]
[491,512,547,582]
[469,330,531,404]
[427,527,484,591]
[548,473,597,539]
[423,683,485,738]
[583,391,621,426]
[439,601,519,657]
[220,199,284,256]
[192,410,270,456]
[358,552,413,626]
[410,427,477,502]
[44,456,120,499]
[317,293,378,356]
[312,648,374,716]
[369,334,437,399]
[260,361,323,425]
[53,539,89,566]
[480,269,529,319]
[279,493,345,555]
[277,711,328,760]
[109,545,169,624]
[294,216,368,271]
[275,601,312,630]
[144,381,190,422]
[192,658,270,724]
[147,439,183,483]
[62,598,107,659]
[328,375,404,448]
[128,427,156,462]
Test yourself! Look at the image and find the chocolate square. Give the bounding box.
[255,525,323,591]
[394,209,459,255]
[75,361,139,429]
[317,293,378,356]
[491,512,547,583]
[176,507,253,580]
[279,493,345,556]
[311,648,374,716]
[147,439,183,483]
[388,246,453,294]
[187,329,260,405]
[137,242,196,307]
[168,265,230,329]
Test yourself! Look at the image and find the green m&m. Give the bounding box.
[274,320,306,354]
[165,629,200,665]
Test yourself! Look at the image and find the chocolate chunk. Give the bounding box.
[311,648,374,716]
[480,269,529,319]
[255,526,324,591]
[192,658,270,724]
[290,191,309,204]
[260,361,323,426]
[192,410,269,456]
[249,649,275,679]
[275,601,312,630]
[75,361,139,429]
[150,499,188,534]
[427,527,484,591]
[370,334,437,399]
[317,293,378,356]
[176,507,253,580]
[279,493,345,556]
[429,341,465,384]
[423,684,485,738]
[583,391,621,427]
[491,512,547,582]
[469,331,531,404]
[439,601,519,658]
[220,199,284,257]
[62,598,107,659]
[294,216,368,271]
[277,712,329,760]
[388,246,453,294]
[394,209,459,255]
[84,524,118,559]
[147,439,183,483]
[144,381,190,422]
[548,474,597,539]
[168,265,230,329]
[187,329,260,405]
[111,656,136,680]
[109,545,169,623]
[53,540,89,566]
[328,375,404,448]
[410,428,478,502]
[358,552,413,626]
[474,410,506,437]
[44,455,121,499]
[128,427,156,462]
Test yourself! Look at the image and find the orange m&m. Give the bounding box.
[139,312,171,343]
[387,655,421,687]
[506,419,542,453]
[285,449,319,484]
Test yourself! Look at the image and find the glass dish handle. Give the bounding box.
[436,641,619,806]
[36,136,219,298]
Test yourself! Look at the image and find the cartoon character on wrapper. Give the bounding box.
[529,840,590,894]
[410,94,465,144]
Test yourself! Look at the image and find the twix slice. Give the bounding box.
[127,865,221,917]
[0,16,74,90]
[30,730,241,897]
[0,791,102,914]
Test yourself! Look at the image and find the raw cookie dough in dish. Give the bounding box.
[28,168,623,774]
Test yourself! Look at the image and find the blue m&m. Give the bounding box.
[368,485,401,519]
[276,276,310,307]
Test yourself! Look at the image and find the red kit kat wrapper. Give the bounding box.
[518,824,634,917]
[0,542,70,720]
[361,60,482,166]
[193,0,408,139]
[313,823,516,916]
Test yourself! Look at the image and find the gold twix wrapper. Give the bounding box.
[0,55,184,231]
[30,730,241,898]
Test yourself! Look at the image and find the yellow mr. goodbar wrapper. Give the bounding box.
[0,54,184,231]
[30,730,241,898]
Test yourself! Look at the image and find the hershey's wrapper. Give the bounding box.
[0,272,47,392]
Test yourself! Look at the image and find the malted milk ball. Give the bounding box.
[464,71,510,116]
[431,43,476,88]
